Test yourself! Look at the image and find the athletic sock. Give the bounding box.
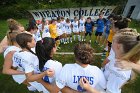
[27,86,37,92]
[67,38,69,43]
[74,35,76,41]
[70,37,72,42]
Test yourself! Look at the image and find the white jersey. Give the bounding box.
[79,19,85,32]
[56,22,63,36]
[12,51,49,93]
[72,21,79,32]
[35,30,42,42]
[56,63,106,92]
[42,60,62,83]
[42,25,51,38]
[4,46,21,58]
[65,22,72,34]
[107,48,115,61]
[61,20,66,33]
[3,46,26,84]
[103,59,131,93]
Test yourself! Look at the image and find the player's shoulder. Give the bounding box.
[4,46,21,57]
[89,65,101,71]
[63,63,75,69]
[45,59,62,66]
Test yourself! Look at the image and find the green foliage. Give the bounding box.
[0,0,128,19]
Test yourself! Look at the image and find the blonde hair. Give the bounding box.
[114,31,140,63]
[6,30,20,45]
[7,18,23,31]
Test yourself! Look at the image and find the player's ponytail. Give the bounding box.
[7,30,20,45]
[74,42,94,64]
[16,33,36,55]
[114,31,140,63]
[36,37,56,71]
[7,18,23,32]
[114,17,131,30]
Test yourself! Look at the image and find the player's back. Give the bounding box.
[56,63,106,92]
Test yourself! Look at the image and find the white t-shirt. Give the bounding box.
[103,59,131,93]
[65,22,72,34]
[72,21,79,32]
[3,46,26,84]
[56,63,106,92]
[4,46,21,58]
[35,30,42,42]
[79,19,85,31]
[13,51,40,74]
[12,51,49,93]
[42,25,51,38]
[61,20,66,33]
[56,22,63,36]
[43,60,62,83]
[107,48,115,61]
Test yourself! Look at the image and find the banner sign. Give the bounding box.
[29,6,116,21]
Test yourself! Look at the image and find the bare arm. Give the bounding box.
[0,36,8,54]
[37,79,60,93]
[79,77,100,93]
[115,59,140,74]
[2,51,24,75]
[25,69,54,82]
[61,87,80,93]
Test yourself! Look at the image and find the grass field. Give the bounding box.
[0,19,140,93]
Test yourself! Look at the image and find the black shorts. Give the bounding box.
[108,41,112,47]
[85,32,92,36]
[95,31,103,36]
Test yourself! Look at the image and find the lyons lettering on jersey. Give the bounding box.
[73,75,94,92]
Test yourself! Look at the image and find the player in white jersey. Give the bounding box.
[79,16,85,41]
[56,17,63,38]
[60,17,67,44]
[103,32,140,93]
[38,18,51,38]
[56,42,106,92]
[65,18,72,43]
[0,18,25,54]
[2,31,36,91]
[72,17,80,41]
[36,37,62,92]
[12,33,55,93]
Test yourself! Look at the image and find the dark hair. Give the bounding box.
[61,16,64,19]
[16,33,35,55]
[36,37,56,71]
[74,42,94,64]
[74,16,77,20]
[26,25,38,32]
[42,18,46,23]
[66,18,70,23]
[114,18,131,29]
[51,19,56,24]
[113,15,122,21]
[87,17,91,20]
[57,17,61,21]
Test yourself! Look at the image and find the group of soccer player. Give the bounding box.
[0,13,140,93]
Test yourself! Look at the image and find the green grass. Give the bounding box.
[0,19,140,93]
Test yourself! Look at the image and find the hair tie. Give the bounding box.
[137,35,140,41]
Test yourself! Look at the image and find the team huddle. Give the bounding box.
[1,13,140,93]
